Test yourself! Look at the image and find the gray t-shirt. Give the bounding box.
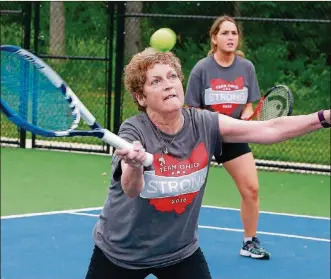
[93,108,220,269]
[185,55,261,119]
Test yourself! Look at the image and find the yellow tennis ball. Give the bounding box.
[150,28,176,52]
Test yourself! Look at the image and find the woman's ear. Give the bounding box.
[211,35,217,47]
[135,93,146,107]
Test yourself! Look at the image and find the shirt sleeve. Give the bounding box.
[111,119,145,181]
[203,110,222,158]
[247,62,261,103]
[191,108,221,158]
[185,66,204,108]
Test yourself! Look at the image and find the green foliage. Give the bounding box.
[175,38,210,87]
[284,54,330,113]
[0,22,22,46]
[1,1,330,165]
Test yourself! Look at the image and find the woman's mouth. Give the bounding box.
[164,94,177,100]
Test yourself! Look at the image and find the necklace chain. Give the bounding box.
[155,127,178,155]
[147,113,184,164]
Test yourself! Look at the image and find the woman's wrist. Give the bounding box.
[318,110,331,128]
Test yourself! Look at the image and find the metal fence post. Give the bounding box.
[33,2,40,53]
[31,1,40,149]
[106,2,115,153]
[20,2,32,148]
[113,2,125,135]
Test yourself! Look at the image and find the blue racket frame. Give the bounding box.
[0,45,153,166]
[0,45,102,138]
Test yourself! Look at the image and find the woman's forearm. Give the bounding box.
[263,112,323,144]
[220,110,329,144]
[121,162,144,198]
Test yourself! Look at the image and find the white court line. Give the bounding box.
[202,205,331,220]
[198,225,330,243]
[2,208,330,243]
[0,206,102,219]
[69,212,99,217]
[1,205,330,220]
[68,212,331,243]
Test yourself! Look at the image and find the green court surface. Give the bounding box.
[1,147,330,217]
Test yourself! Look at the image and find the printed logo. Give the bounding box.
[140,142,209,214]
[204,76,248,115]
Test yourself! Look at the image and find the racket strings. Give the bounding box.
[260,87,291,121]
[1,51,75,132]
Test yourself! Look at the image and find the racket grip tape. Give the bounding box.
[102,130,154,167]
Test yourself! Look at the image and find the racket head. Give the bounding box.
[0,45,80,137]
[257,84,293,121]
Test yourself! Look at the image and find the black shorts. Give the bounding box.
[85,245,212,279]
[214,142,251,164]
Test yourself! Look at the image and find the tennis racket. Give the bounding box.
[0,45,153,166]
[245,84,294,121]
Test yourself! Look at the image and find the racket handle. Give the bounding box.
[143,153,154,167]
[102,130,154,167]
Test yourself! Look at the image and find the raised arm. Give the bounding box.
[115,141,146,198]
[113,119,147,198]
[219,109,330,144]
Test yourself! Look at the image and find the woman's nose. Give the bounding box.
[163,79,173,90]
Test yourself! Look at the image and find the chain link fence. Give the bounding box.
[1,2,30,147]
[1,2,115,153]
[32,2,114,153]
[118,1,331,170]
[1,2,330,172]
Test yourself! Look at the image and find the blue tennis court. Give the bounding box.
[1,206,330,279]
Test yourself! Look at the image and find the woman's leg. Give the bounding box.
[217,143,270,259]
[223,152,259,238]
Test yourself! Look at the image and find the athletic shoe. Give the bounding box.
[240,237,271,259]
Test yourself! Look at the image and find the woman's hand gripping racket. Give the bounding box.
[244,85,294,121]
[0,45,153,167]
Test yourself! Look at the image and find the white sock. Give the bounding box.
[244,237,253,243]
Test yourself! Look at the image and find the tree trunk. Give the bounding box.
[233,2,244,43]
[50,1,66,56]
[124,1,143,59]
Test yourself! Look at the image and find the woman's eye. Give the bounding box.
[151,79,160,85]
[170,74,177,79]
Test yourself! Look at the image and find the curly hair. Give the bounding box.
[124,48,184,112]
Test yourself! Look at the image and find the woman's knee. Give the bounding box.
[238,181,259,201]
